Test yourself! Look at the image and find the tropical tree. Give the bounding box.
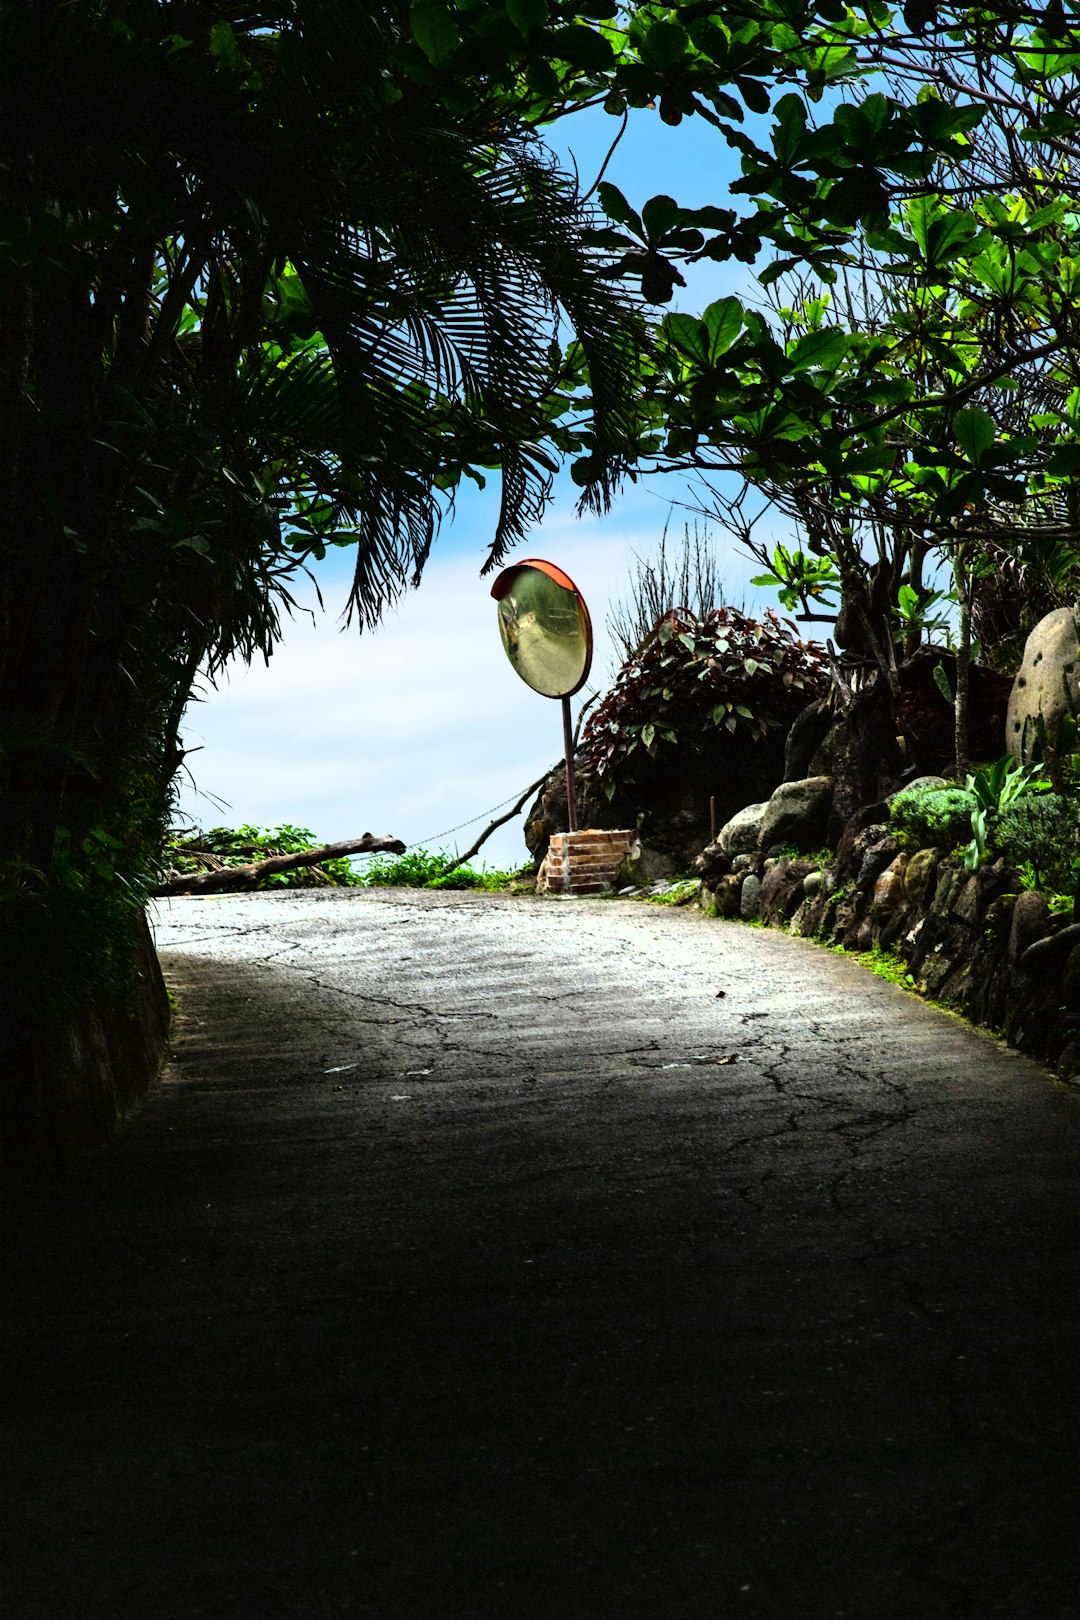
[0,0,648,1134]
[555,3,1080,773]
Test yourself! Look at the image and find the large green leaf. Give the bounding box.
[953,406,995,464]
[702,297,744,362]
[787,329,850,373]
[411,0,459,66]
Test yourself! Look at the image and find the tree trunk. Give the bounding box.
[953,545,972,780]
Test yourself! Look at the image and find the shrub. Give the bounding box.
[888,784,976,850]
[358,847,523,890]
[580,605,827,800]
[985,795,1080,893]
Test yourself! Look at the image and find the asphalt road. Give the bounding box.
[3,889,1079,1619]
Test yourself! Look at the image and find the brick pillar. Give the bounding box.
[537,829,636,896]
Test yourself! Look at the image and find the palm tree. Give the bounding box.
[0,0,643,1147]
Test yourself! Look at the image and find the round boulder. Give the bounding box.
[718,801,768,854]
[1006,607,1080,764]
[758,776,833,853]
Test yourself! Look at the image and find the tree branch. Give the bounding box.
[435,774,550,878]
[157,833,406,895]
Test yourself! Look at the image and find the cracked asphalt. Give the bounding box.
[3,888,1079,1619]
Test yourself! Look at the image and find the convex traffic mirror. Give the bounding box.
[491,559,593,831]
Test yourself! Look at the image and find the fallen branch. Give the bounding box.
[436,772,550,879]
[157,833,406,895]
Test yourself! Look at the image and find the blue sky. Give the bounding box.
[175,103,786,870]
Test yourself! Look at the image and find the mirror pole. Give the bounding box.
[562,694,578,833]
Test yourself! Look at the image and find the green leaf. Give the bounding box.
[411,1,458,66]
[932,661,954,705]
[953,405,995,464]
[597,182,642,236]
[642,721,656,748]
[506,0,548,37]
[664,311,709,366]
[735,77,771,116]
[641,195,680,242]
[702,296,744,362]
[549,24,614,71]
[1045,443,1080,476]
[639,19,689,69]
[787,328,851,373]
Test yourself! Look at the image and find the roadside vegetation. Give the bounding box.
[11,2,1080,1152]
[163,828,527,893]
[888,756,1080,915]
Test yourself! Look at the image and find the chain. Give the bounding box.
[414,780,543,847]
[413,684,600,848]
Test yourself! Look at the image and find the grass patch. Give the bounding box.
[359,846,527,891]
[640,877,699,905]
[829,941,917,989]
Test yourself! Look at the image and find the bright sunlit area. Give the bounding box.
[174,106,779,872]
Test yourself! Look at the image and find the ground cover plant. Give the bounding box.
[358,848,526,891]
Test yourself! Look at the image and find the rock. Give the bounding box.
[833,808,891,879]
[873,855,909,911]
[983,893,1017,948]
[783,696,833,782]
[814,675,902,833]
[903,848,940,909]
[1019,922,1080,976]
[857,836,901,890]
[1006,606,1080,765]
[714,874,743,917]
[758,776,832,853]
[951,874,985,928]
[930,865,966,918]
[906,912,949,977]
[886,775,946,800]
[1009,889,1051,963]
[718,801,769,854]
[732,852,763,876]
[1061,944,1080,1007]
[740,873,762,921]
[937,963,978,1008]
[761,859,816,922]
[693,841,731,880]
[620,843,675,885]
[803,869,823,898]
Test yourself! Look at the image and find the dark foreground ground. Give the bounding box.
[3,889,1079,1619]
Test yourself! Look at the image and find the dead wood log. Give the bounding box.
[157,834,406,896]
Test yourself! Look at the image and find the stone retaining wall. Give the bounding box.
[538,829,635,896]
[697,809,1080,1081]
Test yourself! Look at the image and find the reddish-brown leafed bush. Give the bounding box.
[581,605,827,799]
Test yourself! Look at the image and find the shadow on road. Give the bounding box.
[3,893,1078,1618]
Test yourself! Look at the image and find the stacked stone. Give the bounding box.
[538,830,635,896]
